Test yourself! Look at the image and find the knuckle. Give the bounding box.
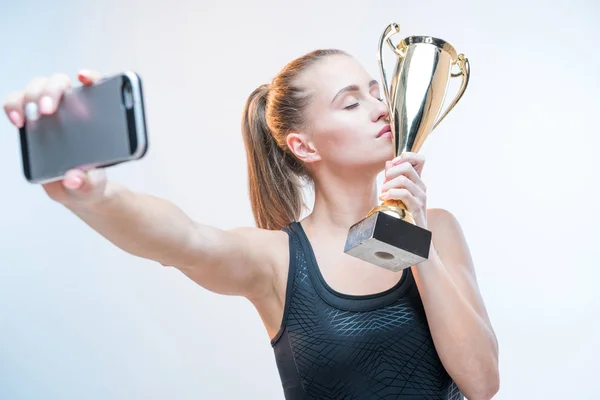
[393,175,406,186]
[48,73,72,89]
[3,91,23,110]
[396,188,408,197]
[50,72,69,82]
[23,77,48,102]
[27,76,47,88]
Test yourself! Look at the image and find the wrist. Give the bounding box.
[64,181,128,214]
[413,212,428,230]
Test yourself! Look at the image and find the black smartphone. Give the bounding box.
[18,71,149,184]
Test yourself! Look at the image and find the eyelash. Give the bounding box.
[344,97,384,110]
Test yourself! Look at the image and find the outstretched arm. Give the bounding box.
[67,181,278,300]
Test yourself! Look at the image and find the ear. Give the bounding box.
[286,132,321,163]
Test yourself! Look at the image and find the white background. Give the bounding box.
[1,0,598,399]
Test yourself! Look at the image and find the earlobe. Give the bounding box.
[287,132,321,163]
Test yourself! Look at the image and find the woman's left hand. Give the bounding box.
[379,152,428,229]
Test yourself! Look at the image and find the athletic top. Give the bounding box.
[270,221,464,400]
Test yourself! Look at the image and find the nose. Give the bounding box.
[371,97,389,123]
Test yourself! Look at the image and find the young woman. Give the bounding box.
[3,49,499,399]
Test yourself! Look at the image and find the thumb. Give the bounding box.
[77,69,102,86]
[62,169,86,191]
[62,168,106,196]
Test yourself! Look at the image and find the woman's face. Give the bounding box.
[289,54,394,176]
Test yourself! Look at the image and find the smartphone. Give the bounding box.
[18,71,149,184]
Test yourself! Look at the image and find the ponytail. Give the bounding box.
[241,84,307,230]
[241,49,346,230]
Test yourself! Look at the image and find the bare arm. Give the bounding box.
[66,180,277,300]
[3,70,277,301]
[412,208,499,400]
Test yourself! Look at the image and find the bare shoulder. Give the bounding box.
[426,207,468,244]
[426,207,477,277]
[226,226,291,295]
[173,224,290,301]
[426,207,473,267]
[227,226,290,265]
[426,207,462,230]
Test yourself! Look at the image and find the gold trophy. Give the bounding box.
[344,22,470,271]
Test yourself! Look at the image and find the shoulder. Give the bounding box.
[426,207,468,248]
[227,225,291,274]
[426,207,462,230]
[228,225,290,259]
[227,225,291,303]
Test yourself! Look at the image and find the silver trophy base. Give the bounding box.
[344,211,432,271]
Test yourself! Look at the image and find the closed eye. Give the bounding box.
[344,96,384,110]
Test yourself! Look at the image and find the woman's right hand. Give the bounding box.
[3,69,111,207]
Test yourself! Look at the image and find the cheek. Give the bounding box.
[311,111,377,163]
[315,126,357,153]
[315,114,366,146]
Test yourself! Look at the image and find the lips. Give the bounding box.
[376,124,392,138]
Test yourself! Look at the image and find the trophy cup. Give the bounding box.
[343,22,470,271]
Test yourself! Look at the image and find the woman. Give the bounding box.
[3,49,499,399]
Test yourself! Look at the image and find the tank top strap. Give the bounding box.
[270,223,300,346]
[288,221,414,312]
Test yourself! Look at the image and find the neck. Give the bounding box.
[302,166,382,238]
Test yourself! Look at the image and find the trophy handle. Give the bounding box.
[377,23,404,111]
[432,54,470,130]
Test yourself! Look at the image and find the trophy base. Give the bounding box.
[344,211,432,272]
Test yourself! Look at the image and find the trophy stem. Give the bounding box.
[366,199,415,225]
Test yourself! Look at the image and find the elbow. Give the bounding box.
[462,368,500,400]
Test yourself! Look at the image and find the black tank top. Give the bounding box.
[270,221,464,400]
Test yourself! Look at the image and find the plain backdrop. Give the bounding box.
[1,1,599,399]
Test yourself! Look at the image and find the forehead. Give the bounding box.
[300,54,375,100]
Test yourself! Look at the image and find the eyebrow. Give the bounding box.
[331,79,379,103]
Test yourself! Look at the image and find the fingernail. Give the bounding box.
[8,111,23,128]
[24,102,40,121]
[39,96,54,114]
[78,70,94,84]
[64,177,82,189]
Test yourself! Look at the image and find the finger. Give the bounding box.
[22,76,48,105]
[381,175,425,199]
[380,188,422,212]
[62,169,86,191]
[385,162,424,190]
[392,152,426,167]
[63,167,107,195]
[3,91,26,128]
[22,76,48,122]
[391,152,426,175]
[38,73,72,115]
[77,69,102,86]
